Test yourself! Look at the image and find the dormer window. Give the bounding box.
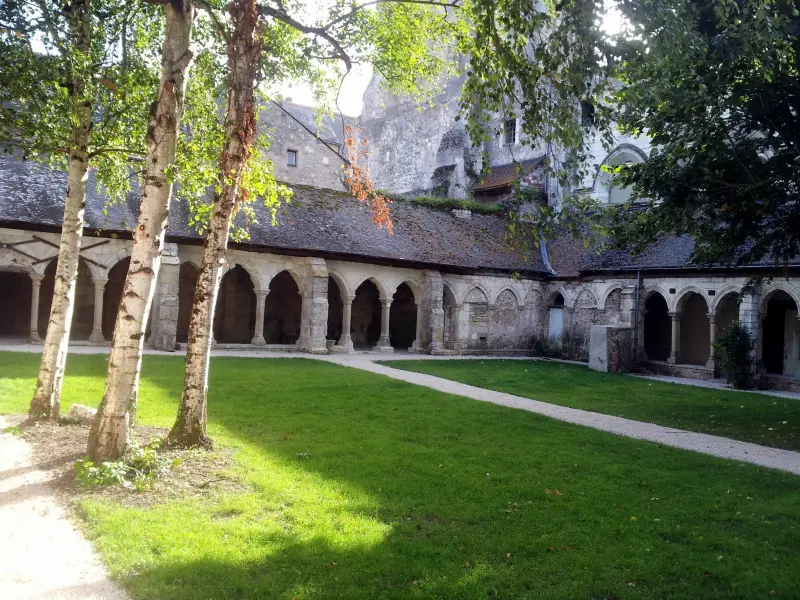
[287,149,297,167]
[504,118,517,145]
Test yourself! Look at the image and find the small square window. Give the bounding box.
[504,118,517,145]
[287,149,297,167]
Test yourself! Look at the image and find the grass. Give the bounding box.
[0,351,799,599]
[382,359,800,452]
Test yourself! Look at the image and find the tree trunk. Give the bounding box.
[88,1,195,461]
[168,0,261,448]
[28,0,92,423]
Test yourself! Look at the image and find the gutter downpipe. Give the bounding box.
[633,269,642,362]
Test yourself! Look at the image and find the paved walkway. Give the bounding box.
[0,416,127,600]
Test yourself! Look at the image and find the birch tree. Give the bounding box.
[0,0,157,422]
[87,0,196,460]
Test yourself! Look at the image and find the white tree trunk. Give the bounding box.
[28,0,92,423]
[168,0,260,447]
[88,2,195,461]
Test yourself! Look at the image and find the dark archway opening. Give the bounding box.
[390,283,417,349]
[214,265,256,343]
[643,293,670,361]
[352,279,381,349]
[326,276,343,342]
[679,293,710,366]
[715,293,740,337]
[264,271,302,344]
[39,258,94,340]
[176,262,199,344]
[102,257,130,341]
[763,291,797,375]
[0,272,31,337]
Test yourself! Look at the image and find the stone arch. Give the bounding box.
[601,286,625,326]
[264,270,302,344]
[492,285,523,306]
[710,285,744,312]
[351,279,381,348]
[599,285,625,311]
[462,285,490,349]
[214,265,256,343]
[226,258,263,292]
[643,291,671,361]
[573,286,598,309]
[678,291,710,365]
[265,266,306,296]
[761,284,800,315]
[38,257,94,340]
[354,275,388,300]
[761,289,799,376]
[0,271,32,338]
[101,256,130,341]
[594,144,648,205]
[461,283,490,305]
[713,289,741,337]
[442,282,458,347]
[389,281,417,349]
[98,246,131,279]
[327,270,352,298]
[546,287,569,308]
[491,288,520,347]
[675,286,710,313]
[176,261,199,344]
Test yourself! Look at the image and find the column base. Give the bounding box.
[251,335,267,346]
[333,336,354,353]
[667,355,677,365]
[29,332,41,344]
[88,329,105,344]
[372,343,395,353]
[706,358,715,371]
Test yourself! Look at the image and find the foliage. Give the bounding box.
[2,424,22,436]
[0,354,790,599]
[606,0,800,266]
[0,0,160,212]
[75,439,180,492]
[384,194,504,216]
[713,322,756,389]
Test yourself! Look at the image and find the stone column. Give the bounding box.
[88,277,108,343]
[667,311,681,364]
[738,285,761,365]
[149,244,180,351]
[411,302,423,352]
[297,258,329,353]
[336,295,354,352]
[29,273,43,343]
[251,289,267,346]
[706,313,717,371]
[452,303,469,351]
[373,298,394,352]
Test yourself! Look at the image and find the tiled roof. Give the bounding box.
[472,157,543,191]
[0,157,548,275]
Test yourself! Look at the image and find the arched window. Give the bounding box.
[595,146,647,205]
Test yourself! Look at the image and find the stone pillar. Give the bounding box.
[412,302,423,352]
[738,285,761,365]
[667,311,681,364]
[415,270,444,353]
[252,289,267,346]
[620,288,637,326]
[336,295,354,352]
[88,277,108,343]
[453,303,469,351]
[29,273,43,343]
[149,243,180,351]
[373,298,394,352]
[297,258,329,353]
[706,313,717,371]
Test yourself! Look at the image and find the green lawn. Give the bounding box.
[1,351,799,599]
[382,359,800,452]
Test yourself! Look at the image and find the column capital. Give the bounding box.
[706,313,717,323]
[92,277,109,288]
[29,272,44,284]
[345,294,355,304]
[668,311,682,318]
[380,297,393,308]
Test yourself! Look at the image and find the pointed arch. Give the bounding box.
[354,275,388,300]
[492,285,523,306]
[674,286,710,313]
[461,283,490,305]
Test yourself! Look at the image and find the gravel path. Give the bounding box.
[335,358,800,476]
[0,416,127,600]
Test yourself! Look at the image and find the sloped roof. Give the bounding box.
[473,157,543,192]
[0,156,547,275]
